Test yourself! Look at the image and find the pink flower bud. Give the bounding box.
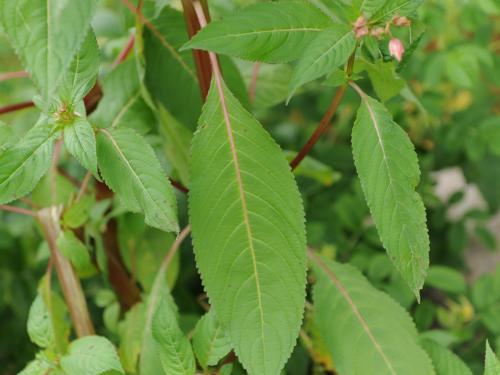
[370,27,385,39]
[353,16,369,39]
[392,15,411,27]
[388,38,405,62]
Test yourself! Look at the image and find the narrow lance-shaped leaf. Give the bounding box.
[311,252,435,374]
[64,118,98,179]
[351,87,429,296]
[189,79,307,375]
[192,310,232,369]
[289,26,356,100]
[0,0,96,101]
[0,119,56,204]
[182,1,333,63]
[151,299,196,375]
[421,339,472,375]
[96,127,178,233]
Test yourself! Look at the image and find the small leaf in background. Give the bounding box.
[58,30,100,106]
[425,266,467,295]
[189,80,307,375]
[27,294,55,349]
[365,61,405,102]
[289,26,356,99]
[183,1,332,63]
[118,303,146,373]
[158,106,192,185]
[311,253,435,374]
[96,127,178,233]
[91,60,155,135]
[60,336,124,375]
[56,230,96,278]
[485,341,500,375]
[351,91,429,297]
[475,226,497,251]
[421,339,472,375]
[0,0,97,101]
[192,310,232,369]
[152,299,196,375]
[284,151,341,186]
[63,195,95,229]
[0,119,56,204]
[64,119,98,178]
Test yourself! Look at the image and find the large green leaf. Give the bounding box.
[96,127,178,233]
[143,6,202,129]
[0,0,96,101]
[64,118,98,178]
[183,1,332,63]
[311,253,435,374]
[192,310,232,369]
[485,341,500,375]
[289,26,356,99]
[360,0,386,17]
[0,119,56,204]
[351,91,429,296]
[91,60,155,135]
[151,299,196,375]
[371,0,423,23]
[60,336,124,375]
[421,339,472,375]
[58,30,100,105]
[189,80,307,374]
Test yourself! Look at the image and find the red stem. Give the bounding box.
[0,100,35,116]
[0,70,29,82]
[248,62,261,104]
[0,204,37,217]
[112,35,135,68]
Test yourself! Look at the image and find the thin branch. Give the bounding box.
[170,178,189,193]
[0,204,38,217]
[112,34,135,68]
[76,171,92,202]
[51,139,63,204]
[0,70,29,82]
[0,100,35,116]
[248,62,261,104]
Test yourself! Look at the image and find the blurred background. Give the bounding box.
[1,0,499,373]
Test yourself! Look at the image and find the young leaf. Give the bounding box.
[192,310,232,369]
[310,252,435,374]
[151,299,196,375]
[485,341,500,375]
[27,294,55,349]
[91,60,155,135]
[96,128,178,232]
[64,119,98,178]
[58,30,100,105]
[351,89,429,296]
[17,357,52,375]
[0,0,96,101]
[56,230,96,278]
[0,119,56,204]
[289,27,356,99]
[182,1,332,63]
[60,336,124,375]
[118,303,146,373]
[421,339,472,375]
[189,80,307,374]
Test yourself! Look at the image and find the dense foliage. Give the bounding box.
[0,0,499,374]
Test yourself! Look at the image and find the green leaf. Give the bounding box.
[58,30,100,105]
[0,119,56,204]
[485,341,500,375]
[371,0,423,23]
[425,266,467,295]
[284,151,341,186]
[421,339,472,375]
[360,0,386,17]
[64,119,98,178]
[158,106,192,186]
[311,253,435,375]
[152,299,196,375]
[289,27,355,99]
[96,127,178,233]
[192,310,232,369]
[91,60,155,135]
[27,294,55,349]
[63,195,95,229]
[365,61,405,102]
[118,303,146,373]
[143,6,202,129]
[56,230,96,278]
[189,80,307,375]
[0,0,96,101]
[18,358,52,375]
[183,1,332,63]
[351,91,429,296]
[60,336,124,375]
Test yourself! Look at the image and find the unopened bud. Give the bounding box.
[353,16,369,39]
[370,27,385,39]
[388,38,405,62]
[392,15,411,27]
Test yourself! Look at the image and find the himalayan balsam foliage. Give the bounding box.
[0,0,499,375]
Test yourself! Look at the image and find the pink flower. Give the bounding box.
[370,27,385,39]
[392,15,411,27]
[353,16,369,39]
[388,38,405,62]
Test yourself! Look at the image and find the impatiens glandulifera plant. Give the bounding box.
[0,0,499,374]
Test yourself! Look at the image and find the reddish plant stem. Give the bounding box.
[0,100,35,116]
[170,178,189,193]
[248,62,261,104]
[180,0,212,99]
[0,204,37,217]
[76,171,92,202]
[38,206,95,337]
[0,70,29,82]
[112,34,135,68]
